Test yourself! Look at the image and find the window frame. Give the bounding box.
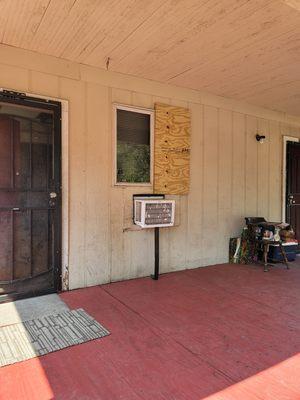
[113,103,154,187]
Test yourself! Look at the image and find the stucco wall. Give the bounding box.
[1,44,300,290]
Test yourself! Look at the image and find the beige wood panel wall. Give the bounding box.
[1,45,300,289]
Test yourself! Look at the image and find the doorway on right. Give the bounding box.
[286,141,300,249]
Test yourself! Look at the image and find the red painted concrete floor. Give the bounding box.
[1,262,300,400]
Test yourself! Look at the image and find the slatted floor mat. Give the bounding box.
[0,308,110,367]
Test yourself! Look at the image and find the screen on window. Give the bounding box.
[117,109,151,183]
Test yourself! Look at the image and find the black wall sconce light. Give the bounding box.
[256,134,266,144]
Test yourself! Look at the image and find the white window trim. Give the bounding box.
[112,103,154,187]
[282,135,300,222]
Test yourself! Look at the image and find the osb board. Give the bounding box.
[154,103,191,195]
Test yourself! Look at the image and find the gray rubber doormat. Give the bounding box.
[0,308,110,367]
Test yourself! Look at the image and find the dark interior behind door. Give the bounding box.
[0,92,61,303]
[286,141,300,245]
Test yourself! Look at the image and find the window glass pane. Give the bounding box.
[117,109,150,183]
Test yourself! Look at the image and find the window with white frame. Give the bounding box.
[114,104,153,184]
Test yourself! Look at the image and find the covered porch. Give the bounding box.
[1,262,300,400]
[1,1,300,398]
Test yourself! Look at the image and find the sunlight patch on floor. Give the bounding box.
[202,353,300,400]
[0,357,54,400]
[0,294,69,327]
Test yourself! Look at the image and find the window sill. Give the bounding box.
[114,182,153,188]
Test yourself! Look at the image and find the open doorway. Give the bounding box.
[284,137,300,248]
[0,91,62,303]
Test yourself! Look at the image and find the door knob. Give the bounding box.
[49,192,57,198]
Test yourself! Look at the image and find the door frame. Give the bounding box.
[282,135,300,223]
[0,88,69,293]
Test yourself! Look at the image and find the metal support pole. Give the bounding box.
[151,227,160,280]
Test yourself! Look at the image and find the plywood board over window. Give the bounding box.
[154,103,191,195]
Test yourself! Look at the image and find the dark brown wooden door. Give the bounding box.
[0,93,61,302]
[286,142,300,243]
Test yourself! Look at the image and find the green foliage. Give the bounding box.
[117,142,150,183]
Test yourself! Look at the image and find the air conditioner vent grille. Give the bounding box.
[134,199,175,228]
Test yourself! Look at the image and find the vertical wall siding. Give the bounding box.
[1,47,300,289]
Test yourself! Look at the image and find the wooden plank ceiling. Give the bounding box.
[0,0,300,115]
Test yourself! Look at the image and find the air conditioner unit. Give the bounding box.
[134,198,175,228]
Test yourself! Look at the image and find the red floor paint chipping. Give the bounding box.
[1,262,300,399]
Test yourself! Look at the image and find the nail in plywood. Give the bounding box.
[154,103,191,195]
